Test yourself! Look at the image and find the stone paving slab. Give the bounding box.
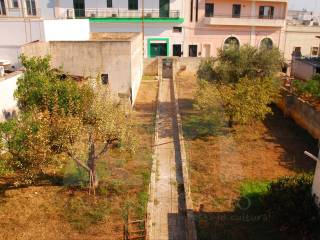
[149,78,187,240]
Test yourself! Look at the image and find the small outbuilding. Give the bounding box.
[21,32,143,104]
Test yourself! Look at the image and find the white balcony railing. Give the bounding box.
[67,9,180,19]
[203,15,285,27]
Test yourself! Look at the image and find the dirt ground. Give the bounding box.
[0,79,158,240]
[176,72,318,240]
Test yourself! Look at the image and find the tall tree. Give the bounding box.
[50,81,135,193]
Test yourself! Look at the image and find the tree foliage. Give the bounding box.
[1,56,135,191]
[15,55,93,115]
[196,45,282,127]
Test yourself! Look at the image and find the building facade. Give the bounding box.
[2,0,320,65]
[53,0,185,58]
[183,0,287,58]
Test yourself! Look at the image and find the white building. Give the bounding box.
[0,0,185,66]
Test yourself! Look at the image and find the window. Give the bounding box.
[106,0,112,8]
[12,0,19,8]
[260,38,273,49]
[173,44,182,57]
[189,45,198,57]
[232,4,241,18]
[0,0,6,15]
[205,3,214,17]
[224,37,240,50]
[25,0,37,16]
[293,47,301,57]
[259,6,274,19]
[173,27,182,33]
[128,0,138,10]
[311,47,319,56]
[101,74,109,85]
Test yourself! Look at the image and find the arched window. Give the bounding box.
[260,38,273,49]
[223,37,240,50]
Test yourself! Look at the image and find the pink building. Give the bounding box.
[183,0,288,57]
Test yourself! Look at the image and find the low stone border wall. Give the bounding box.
[277,88,320,139]
[146,70,161,239]
[172,62,198,240]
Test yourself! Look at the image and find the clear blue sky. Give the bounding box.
[289,0,320,11]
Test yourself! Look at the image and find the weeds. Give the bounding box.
[64,195,109,232]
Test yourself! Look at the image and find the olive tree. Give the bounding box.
[1,56,135,192]
[51,82,135,193]
[196,44,283,127]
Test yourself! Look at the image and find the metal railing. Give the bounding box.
[69,9,180,19]
[204,14,285,20]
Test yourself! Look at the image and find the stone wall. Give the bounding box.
[143,58,158,76]
[20,41,50,58]
[292,59,315,81]
[21,36,143,104]
[144,57,202,76]
[277,89,320,139]
[176,57,202,73]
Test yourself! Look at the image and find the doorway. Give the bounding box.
[150,43,168,58]
[189,45,198,57]
[159,0,169,17]
[73,0,85,17]
[173,44,182,57]
[162,59,173,79]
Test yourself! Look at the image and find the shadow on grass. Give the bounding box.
[263,105,318,173]
[195,179,320,240]
[181,112,229,141]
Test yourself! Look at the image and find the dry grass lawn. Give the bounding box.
[0,79,158,240]
[176,71,318,240]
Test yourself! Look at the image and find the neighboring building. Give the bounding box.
[2,0,320,66]
[183,0,288,58]
[0,71,22,122]
[53,0,185,58]
[0,0,50,68]
[284,25,320,62]
[287,10,320,26]
[21,32,144,104]
[292,58,320,80]
[0,0,185,61]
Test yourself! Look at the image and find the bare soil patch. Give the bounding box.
[176,72,318,240]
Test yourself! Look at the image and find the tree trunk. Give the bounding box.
[88,135,99,193]
[228,115,234,128]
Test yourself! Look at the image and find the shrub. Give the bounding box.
[293,74,320,100]
[263,174,320,237]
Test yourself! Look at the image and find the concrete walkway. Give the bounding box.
[149,77,187,240]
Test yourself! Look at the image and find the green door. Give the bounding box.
[150,43,168,58]
[159,0,169,17]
